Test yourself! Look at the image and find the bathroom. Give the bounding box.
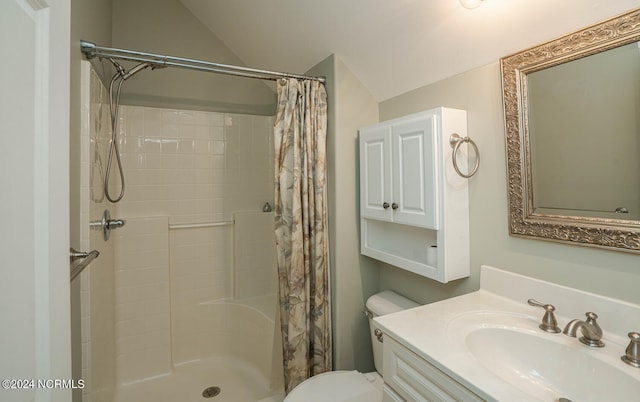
[2,0,639,401]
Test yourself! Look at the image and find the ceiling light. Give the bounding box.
[460,0,484,9]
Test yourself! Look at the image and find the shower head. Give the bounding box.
[121,62,152,80]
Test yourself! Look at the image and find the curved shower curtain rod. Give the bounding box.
[80,41,326,83]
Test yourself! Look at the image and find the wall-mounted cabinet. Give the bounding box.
[359,108,470,283]
[360,113,439,229]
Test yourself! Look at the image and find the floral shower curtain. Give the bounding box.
[273,77,331,393]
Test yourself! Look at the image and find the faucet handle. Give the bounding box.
[527,299,561,333]
[585,311,599,322]
[584,311,603,334]
[621,332,640,368]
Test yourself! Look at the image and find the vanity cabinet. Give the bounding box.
[359,108,469,283]
[383,335,483,402]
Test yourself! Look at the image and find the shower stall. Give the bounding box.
[78,57,288,402]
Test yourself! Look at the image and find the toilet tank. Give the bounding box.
[365,290,419,375]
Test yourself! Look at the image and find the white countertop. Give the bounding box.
[374,265,640,402]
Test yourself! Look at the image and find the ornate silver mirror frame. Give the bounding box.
[500,8,640,253]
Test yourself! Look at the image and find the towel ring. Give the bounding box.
[449,133,479,178]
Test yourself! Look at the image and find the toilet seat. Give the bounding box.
[284,370,383,402]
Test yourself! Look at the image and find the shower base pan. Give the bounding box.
[113,355,284,402]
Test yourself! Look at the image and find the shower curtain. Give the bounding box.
[273,78,331,393]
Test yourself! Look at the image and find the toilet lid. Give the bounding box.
[284,371,381,402]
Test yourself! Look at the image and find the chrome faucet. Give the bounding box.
[562,312,605,347]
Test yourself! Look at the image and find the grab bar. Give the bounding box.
[169,220,234,230]
[70,248,100,282]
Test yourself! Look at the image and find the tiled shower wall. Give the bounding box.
[82,61,278,392]
[112,217,171,384]
[81,62,117,402]
[115,106,274,224]
[112,105,275,383]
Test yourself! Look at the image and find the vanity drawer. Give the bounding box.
[384,336,484,402]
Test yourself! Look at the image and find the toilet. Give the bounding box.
[284,290,419,402]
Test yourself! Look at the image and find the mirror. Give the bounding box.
[501,8,640,253]
[528,42,640,220]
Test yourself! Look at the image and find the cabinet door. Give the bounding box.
[384,336,484,402]
[392,115,439,229]
[360,125,393,221]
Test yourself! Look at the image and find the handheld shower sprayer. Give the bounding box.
[103,59,155,203]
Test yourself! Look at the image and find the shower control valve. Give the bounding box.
[90,209,126,241]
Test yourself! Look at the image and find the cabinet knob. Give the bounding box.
[383,202,390,209]
[391,202,398,210]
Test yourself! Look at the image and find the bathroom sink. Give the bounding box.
[467,327,638,401]
[446,311,640,402]
[375,267,640,402]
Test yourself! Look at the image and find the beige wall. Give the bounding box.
[333,57,381,372]
[111,0,276,114]
[378,62,640,306]
[306,55,381,372]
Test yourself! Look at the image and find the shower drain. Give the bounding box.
[202,386,221,398]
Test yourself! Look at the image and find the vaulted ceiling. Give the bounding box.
[178,1,638,101]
